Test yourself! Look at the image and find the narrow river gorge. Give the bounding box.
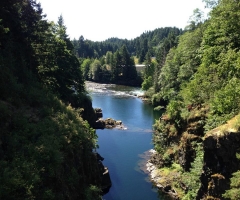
[86,82,161,200]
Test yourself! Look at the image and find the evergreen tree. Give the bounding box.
[0,1,101,199]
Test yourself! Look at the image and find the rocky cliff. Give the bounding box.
[198,116,240,199]
[149,106,240,199]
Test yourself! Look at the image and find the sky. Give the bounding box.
[37,0,209,41]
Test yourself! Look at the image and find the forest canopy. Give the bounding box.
[2,0,240,199]
[0,1,101,199]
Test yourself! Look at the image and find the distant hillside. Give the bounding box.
[72,27,183,63]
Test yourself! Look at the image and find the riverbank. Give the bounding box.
[146,149,179,199]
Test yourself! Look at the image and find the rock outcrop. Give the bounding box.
[197,116,240,199]
[94,118,124,129]
[93,108,125,130]
[147,105,240,199]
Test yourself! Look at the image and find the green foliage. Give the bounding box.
[153,30,181,93]
[182,143,204,199]
[117,45,137,81]
[81,58,92,80]
[162,152,172,167]
[0,1,102,199]
[85,185,102,200]
[37,20,85,101]
[0,81,101,199]
[105,51,113,65]
[210,77,240,115]
[72,27,182,60]
[153,24,204,106]
[82,45,140,85]
[152,92,167,107]
[142,76,153,91]
[182,0,240,106]
[166,100,182,122]
[153,119,170,154]
[204,77,240,131]
[177,26,203,83]
[141,54,156,91]
[157,47,180,100]
[151,1,240,199]
[222,171,240,199]
[72,27,182,87]
[181,0,240,131]
[90,59,102,81]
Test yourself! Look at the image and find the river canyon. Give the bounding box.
[86,82,161,200]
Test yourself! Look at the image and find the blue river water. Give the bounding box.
[87,82,161,200]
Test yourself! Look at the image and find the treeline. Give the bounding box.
[80,45,141,86]
[73,27,182,61]
[146,0,240,199]
[0,1,102,199]
[73,27,182,86]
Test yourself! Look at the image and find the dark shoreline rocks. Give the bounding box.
[92,108,124,195]
[94,108,103,119]
[94,153,112,194]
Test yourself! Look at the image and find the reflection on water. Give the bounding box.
[86,81,161,200]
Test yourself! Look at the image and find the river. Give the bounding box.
[86,82,161,200]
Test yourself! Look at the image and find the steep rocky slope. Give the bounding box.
[198,115,240,199]
[149,106,240,199]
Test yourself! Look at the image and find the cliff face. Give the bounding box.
[198,117,240,199]
[151,106,240,199]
